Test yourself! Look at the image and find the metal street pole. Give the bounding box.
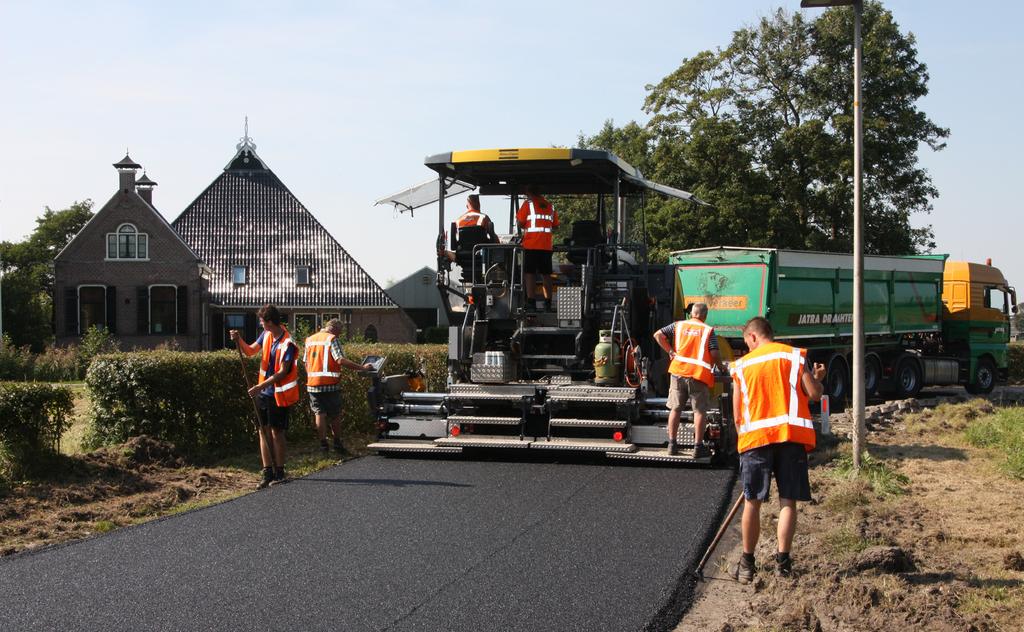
[801,0,866,469]
[851,0,865,470]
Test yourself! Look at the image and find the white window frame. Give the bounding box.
[231,266,247,285]
[295,266,311,286]
[148,284,178,335]
[105,223,150,261]
[77,284,106,335]
[295,312,317,332]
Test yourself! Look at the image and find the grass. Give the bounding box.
[964,407,1024,479]
[93,520,117,533]
[826,451,910,498]
[822,526,883,558]
[958,581,1024,616]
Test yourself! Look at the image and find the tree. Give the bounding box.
[1,201,94,350]
[580,2,947,260]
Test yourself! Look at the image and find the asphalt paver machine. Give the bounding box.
[369,148,731,464]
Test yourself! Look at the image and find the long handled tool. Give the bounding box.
[694,492,745,581]
[235,339,276,468]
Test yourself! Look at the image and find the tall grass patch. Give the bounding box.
[964,407,1024,479]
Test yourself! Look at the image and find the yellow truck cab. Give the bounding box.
[941,260,1016,392]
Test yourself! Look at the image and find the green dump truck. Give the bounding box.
[670,247,1016,400]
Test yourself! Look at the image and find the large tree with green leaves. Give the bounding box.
[1,201,94,350]
[576,2,946,261]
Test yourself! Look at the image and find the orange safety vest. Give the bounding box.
[259,328,299,407]
[456,210,489,228]
[303,331,342,388]
[516,195,559,251]
[729,341,815,453]
[668,319,716,387]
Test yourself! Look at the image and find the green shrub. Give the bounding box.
[85,344,448,458]
[0,335,35,380]
[827,451,910,497]
[964,407,1024,479]
[33,345,82,382]
[78,326,119,375]
[1009,343,1024,384]
[0,382,74,479]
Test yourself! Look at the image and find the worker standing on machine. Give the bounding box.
[516,186,559,311]
[653,302,721,458]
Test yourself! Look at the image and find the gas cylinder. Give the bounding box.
[594,330,621,385]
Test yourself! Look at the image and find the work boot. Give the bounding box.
[319,439,330,453]
[666,441,678,456]
[776,552,792,577]
[269,467,288,486]
[333,439,347,455]
[732,554,756,585]
[256,467,274,490]
[691,443,711,459]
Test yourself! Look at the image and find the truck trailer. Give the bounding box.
[670,247,1016,401]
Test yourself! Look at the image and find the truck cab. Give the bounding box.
[941,260,1016,392]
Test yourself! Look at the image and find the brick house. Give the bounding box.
[54,154,209,349]
[55,136,414,349]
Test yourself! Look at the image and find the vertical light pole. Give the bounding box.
[801,0,865,469]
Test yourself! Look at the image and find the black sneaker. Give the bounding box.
[732,556,756,584]
[269,468,288,486]
[333,440,347,455]
[777,553,792,577]
[666,442,678,456]
[256,468,274,490]
[319,439,330,453]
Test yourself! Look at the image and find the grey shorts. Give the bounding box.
[667,375,710,413]
[309,390,342,416]
[740,442,812,502]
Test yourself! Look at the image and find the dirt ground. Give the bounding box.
[0,434,364,558]
[679,398,1024,632]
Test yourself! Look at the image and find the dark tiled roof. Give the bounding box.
[172,145,395,309]
[136,172,157,187]
[113,153,141,169]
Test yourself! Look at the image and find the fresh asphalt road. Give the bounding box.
[0,454,734,632]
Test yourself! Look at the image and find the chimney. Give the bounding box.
[113,152,141,193]
[136,172,157,206]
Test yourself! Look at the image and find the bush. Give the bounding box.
[1009,343,1023,384]
[85,344,448,458]
[0,335,84,382]
[0,382,74,479]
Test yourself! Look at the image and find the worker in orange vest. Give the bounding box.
[231,304,300,489]
[653,302,723,458]
[516,186,559,311]
[728,316,825,583]
[303,318,373,455]
[440,194,498,263]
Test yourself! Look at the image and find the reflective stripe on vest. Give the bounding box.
[729,343,815,453]
[304,332,342,386]
[260,328,299,407]
[518,196,557,250]
[668,319,715,387]
[457,211,486,228]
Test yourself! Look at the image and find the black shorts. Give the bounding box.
[523,249,552,274]
[739,442,811,502]
[257,395,290,430]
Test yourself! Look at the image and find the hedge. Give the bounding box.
[0,382,74,479]
[86,344,447,458]
[1010,343,1023,384]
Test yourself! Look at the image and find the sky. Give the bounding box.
[1,0,1021,290]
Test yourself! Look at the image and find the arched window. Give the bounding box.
[364,324,378,342]
[106,223,149,260]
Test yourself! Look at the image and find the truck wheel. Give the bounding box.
[825,355,849,405]
[966,357,997,395]
[895,356,923,399]
[864,355,882,397]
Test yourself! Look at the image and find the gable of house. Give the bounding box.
[171,139,395,310]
